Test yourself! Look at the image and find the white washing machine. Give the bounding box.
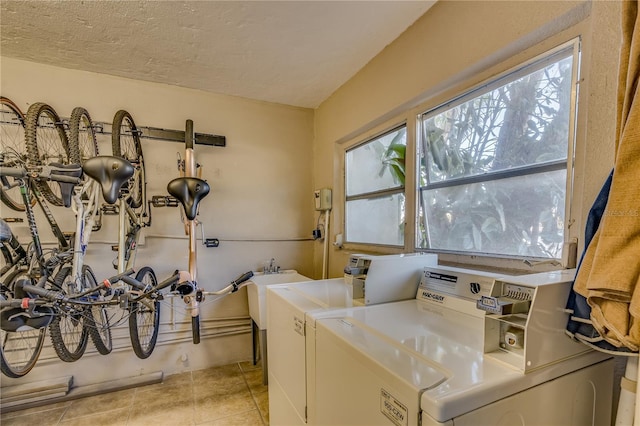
[267,253,438,425]
[312,267,613,425]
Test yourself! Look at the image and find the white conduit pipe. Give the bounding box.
[616,357,637,425]
[322,210,330,279]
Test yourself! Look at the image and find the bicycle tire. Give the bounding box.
[128,266,159,359]
[111,110,145,210]
[0,269,46,378]
[68,107,99,165]
[48,266,89,362]
[0,96,35,211]
[25,102,71,206]
[83,265,112,355]
[191,315,200,344]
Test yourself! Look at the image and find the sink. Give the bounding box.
[246,269,311,385]
[247,270,311,329]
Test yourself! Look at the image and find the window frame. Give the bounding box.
[336,37,582,271]
[343,123,408,248]
[415,39,580,263]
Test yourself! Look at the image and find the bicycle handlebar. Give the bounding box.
[0,297,50,308]
[15,270,181,307]
[207,271,254,295]
[0,166,83,185]
[21,283,74,304]
[102,269,136,287]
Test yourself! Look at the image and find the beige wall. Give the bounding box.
[313,0,622,277]
[1,57,315,387]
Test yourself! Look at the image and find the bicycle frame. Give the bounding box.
[181,120,204,343]
[114,163,150,275]
[169,121,254,344]
[0,220,28,280]
[116,199,141,274]
[68,179,101,292]
[18,173,71,279]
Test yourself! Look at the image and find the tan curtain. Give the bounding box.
[573,0,640,351]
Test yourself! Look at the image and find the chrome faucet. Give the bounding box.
[264,258,280,274]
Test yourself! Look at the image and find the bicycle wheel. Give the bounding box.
[48,266,89,362]
[0,97,34,211]
[25,102,71,206]
[68,107,99,165]
[111,110,145,210]
[128,266,159,359]
[83,265,112,355]
[0,269,46,378]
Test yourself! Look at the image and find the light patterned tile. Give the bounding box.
[127,403,194,425]
[193,376,246,400]
[193,390,255,424]
[237,361,260,373]
[0,406,67,425]
[60,406,130,426]
[129,383,193,420]
[252,389,269,424]
[0,362,266,426]
[0,401,72,420]
[193,365,242,385]
[198,408,264,426]
[241,369,267,395]
[62,388,136,420]
[136,371,193,394]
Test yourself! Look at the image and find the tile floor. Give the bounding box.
[0,361,269,425]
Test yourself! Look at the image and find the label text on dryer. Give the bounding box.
[381,388,408,426]
[425,271,457,283]
[421,291,445,304]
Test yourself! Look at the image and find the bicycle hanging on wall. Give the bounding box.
[167,119,253,344]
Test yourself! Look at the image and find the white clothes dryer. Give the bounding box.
[312,268,613,425]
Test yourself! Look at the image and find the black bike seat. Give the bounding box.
[167,177,210,221]
[49,162,83,208]
[82,156,134,205]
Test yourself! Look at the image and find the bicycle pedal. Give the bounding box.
[196,289,204,302]
[102,204,119,215]
[111,245,119,252]
[204,238,219,248]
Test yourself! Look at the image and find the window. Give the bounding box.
[345,125,406,246]
[417,44,579,259]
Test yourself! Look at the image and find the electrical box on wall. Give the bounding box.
[314,188,332,211]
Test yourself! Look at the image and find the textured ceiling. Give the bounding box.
[1,1,435,108]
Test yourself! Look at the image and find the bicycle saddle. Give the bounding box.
[82,156,134,204]
[167,177,210,221]
[49,162,82,208]
[0,305,54,332]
